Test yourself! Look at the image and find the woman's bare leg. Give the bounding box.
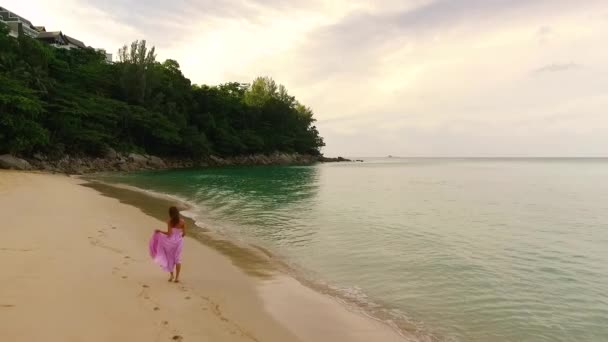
[174,264,181,283]
[168,271,174,282]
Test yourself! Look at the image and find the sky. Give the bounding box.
[5,0,608,157]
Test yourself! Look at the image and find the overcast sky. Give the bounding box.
[6,0,607,156]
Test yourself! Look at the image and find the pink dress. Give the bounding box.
[149,227,184,272]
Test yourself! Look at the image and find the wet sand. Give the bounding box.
[0,171,411,342]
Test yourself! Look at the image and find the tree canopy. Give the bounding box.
[0,23,325,158]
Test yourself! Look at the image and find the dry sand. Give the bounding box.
[0,171,411,342]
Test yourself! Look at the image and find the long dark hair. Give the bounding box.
[169,206,180,227]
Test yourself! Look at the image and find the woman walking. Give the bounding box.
[150,206,186,282]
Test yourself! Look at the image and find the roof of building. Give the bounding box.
[36,31,62,39]
[36,31,87,48]
[65,35,86,48]
[2,7,87,49]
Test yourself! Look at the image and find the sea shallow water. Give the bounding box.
[96,158,608,342]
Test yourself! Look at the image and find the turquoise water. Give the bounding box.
[98,158,608,341]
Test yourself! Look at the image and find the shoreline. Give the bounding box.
[83,177,418,342]
[83,177,432,341]
[1,171,411,342]
[0,152,354,175]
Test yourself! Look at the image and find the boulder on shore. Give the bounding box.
[209,155,226,166]
[33,153,47,161]
[128,153,148,165]
[0,154,32,170]
[104,148,119,160]
[147,156,166,168]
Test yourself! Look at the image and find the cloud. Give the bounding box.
[536,26,555,45]
[283,0,584,73]
[76,0,260,47]
[533,62,581,74]
[3,0,607,156]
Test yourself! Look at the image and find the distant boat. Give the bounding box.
[388,155,393,158]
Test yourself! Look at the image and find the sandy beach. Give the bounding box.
[0,171,409,342]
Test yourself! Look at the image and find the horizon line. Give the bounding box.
[334,156,608,159]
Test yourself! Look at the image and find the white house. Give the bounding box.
[0,6,39,38]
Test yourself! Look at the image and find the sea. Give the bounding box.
[95,158,608,342]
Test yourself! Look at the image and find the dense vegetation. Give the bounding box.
[0,23,324,158]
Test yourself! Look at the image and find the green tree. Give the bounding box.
[117,40,156,104]
[0,75,48,154]
[0,27,325,159]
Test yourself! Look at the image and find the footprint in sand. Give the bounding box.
[137,285,150,300]
[88,236,122,254]
[1,304,15,308]
[153,306,160,311]
[141,284,151,298]
[172,335,183,341]
[122,275,128,279]
[0,248,33,252]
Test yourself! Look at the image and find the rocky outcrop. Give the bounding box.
[148,156,166,168]
[128,153,148,165]
[204,152,319,167]
[318,156,352,162]
[0,154,32,170]
[10,151,351,175]
[104,148,118,160]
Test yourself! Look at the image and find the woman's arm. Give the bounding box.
[155,222,173,235]
[181,220,186,237]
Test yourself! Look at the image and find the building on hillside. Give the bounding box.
[36,31,87,49]
[0,6,38,38]
[1,6,99,54]
[96,49,113,63]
